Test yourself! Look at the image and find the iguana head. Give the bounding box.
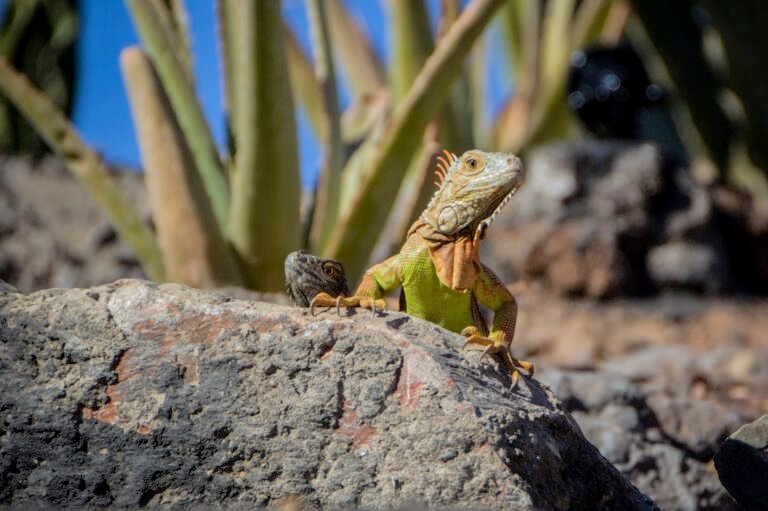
[424,149,524,240]
[406,149,524,291]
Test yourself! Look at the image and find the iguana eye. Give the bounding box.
[468,158,478,169]
[322,263,339,277]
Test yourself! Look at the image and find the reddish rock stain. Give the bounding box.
[335,400,377,449]
[394,362,425,408]
[444,377,459,396]
[82,349,133,425]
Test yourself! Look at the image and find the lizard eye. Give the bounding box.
[322,263,338,277]
[468,158,478,169]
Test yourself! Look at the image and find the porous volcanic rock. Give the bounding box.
[715,414,768,511]
[0,156,147,293]
[541,368,741,511]
[483,140,767,297]
[0,279,655,509]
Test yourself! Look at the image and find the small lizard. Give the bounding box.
[312,149,533,385]
[284,250,349,307]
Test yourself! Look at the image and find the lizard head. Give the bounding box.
[284,250,349,307]
[425,149,524,239]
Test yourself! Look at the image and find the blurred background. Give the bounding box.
[1,1,768,508]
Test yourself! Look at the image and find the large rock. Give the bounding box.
[483,140,742,297]
[0,156,146,293]
[0,279,655,509]
[715,414,768,510]
[542,368,741,510]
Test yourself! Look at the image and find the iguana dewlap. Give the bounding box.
[312,149,533,385]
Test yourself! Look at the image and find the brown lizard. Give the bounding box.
[284,250,349,308]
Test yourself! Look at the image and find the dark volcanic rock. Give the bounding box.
[541,368,740,510]
[0,156,147,293]
[0,280,654,509]
[484,140,743,297]
[715,414,768,511]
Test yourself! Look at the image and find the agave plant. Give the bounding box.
[0,0,627,290]
[0,0,78,155]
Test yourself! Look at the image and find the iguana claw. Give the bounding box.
[460,326,534,388]
[310,292,387,317]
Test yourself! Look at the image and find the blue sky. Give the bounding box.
[67,0,510,187]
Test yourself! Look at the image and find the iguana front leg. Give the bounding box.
[310,254,402,316]
[462,263,534,387]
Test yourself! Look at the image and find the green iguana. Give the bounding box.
[311,149,533,385]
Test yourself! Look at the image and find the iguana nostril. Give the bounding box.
[506,157,514,165]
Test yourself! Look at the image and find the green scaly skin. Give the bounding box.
[312,149,533,384]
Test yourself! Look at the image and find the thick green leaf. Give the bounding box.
[216,0,237,151]
[389,0,433,105]
[326,0,385,97]
[538,0,575,114]
[126,0,229,229]
[307,0,344,251]
[370,125,440,263]
[325,0,506,281]
[572,0,612,47]
[121,47,241,287]
[632,0,733,171]
[0,56,165,281]
[156,0,194,86]
[284,25,326,142]
[226,0,301,291]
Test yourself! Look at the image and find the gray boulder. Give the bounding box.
[0,279,655,509]
[484,140,734,297]
[715,414,768,510]
[541,368,740,510]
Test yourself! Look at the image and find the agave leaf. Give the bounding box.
[216,0,237,151]
[307,0,344,251]
[226,0,301,291]
[469,35,489,149]
[601,1,632,45]
[340,88,390,145]
[499,0,527,79]
[325,0,506,281]
[126,0,228,229]
[437,0,461,36]
[572,0,612,48]
[337,0,468,243]
[370,124,440,263]
[338,113,388,215]
[284,24,326,142]
[156,0,194,86]
[389,0,434,105]
[326,0,385,97]
[698,0,768,171]
[121,47,241,287]
[0,0,78,155]
[495,0,540,151]
[632,0,733,172]
[537,0,575,116]
[520,0,622,151]
[0,56,165,280]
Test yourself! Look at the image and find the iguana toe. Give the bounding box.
[310,292,386,316]
[461,329,534,387]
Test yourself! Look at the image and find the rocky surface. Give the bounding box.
[0,279,655,510]
[0,155,146,293]
[484,140,768,297]
[542,369,741,511]
[509,287,768,510]
[715,414,768,511]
